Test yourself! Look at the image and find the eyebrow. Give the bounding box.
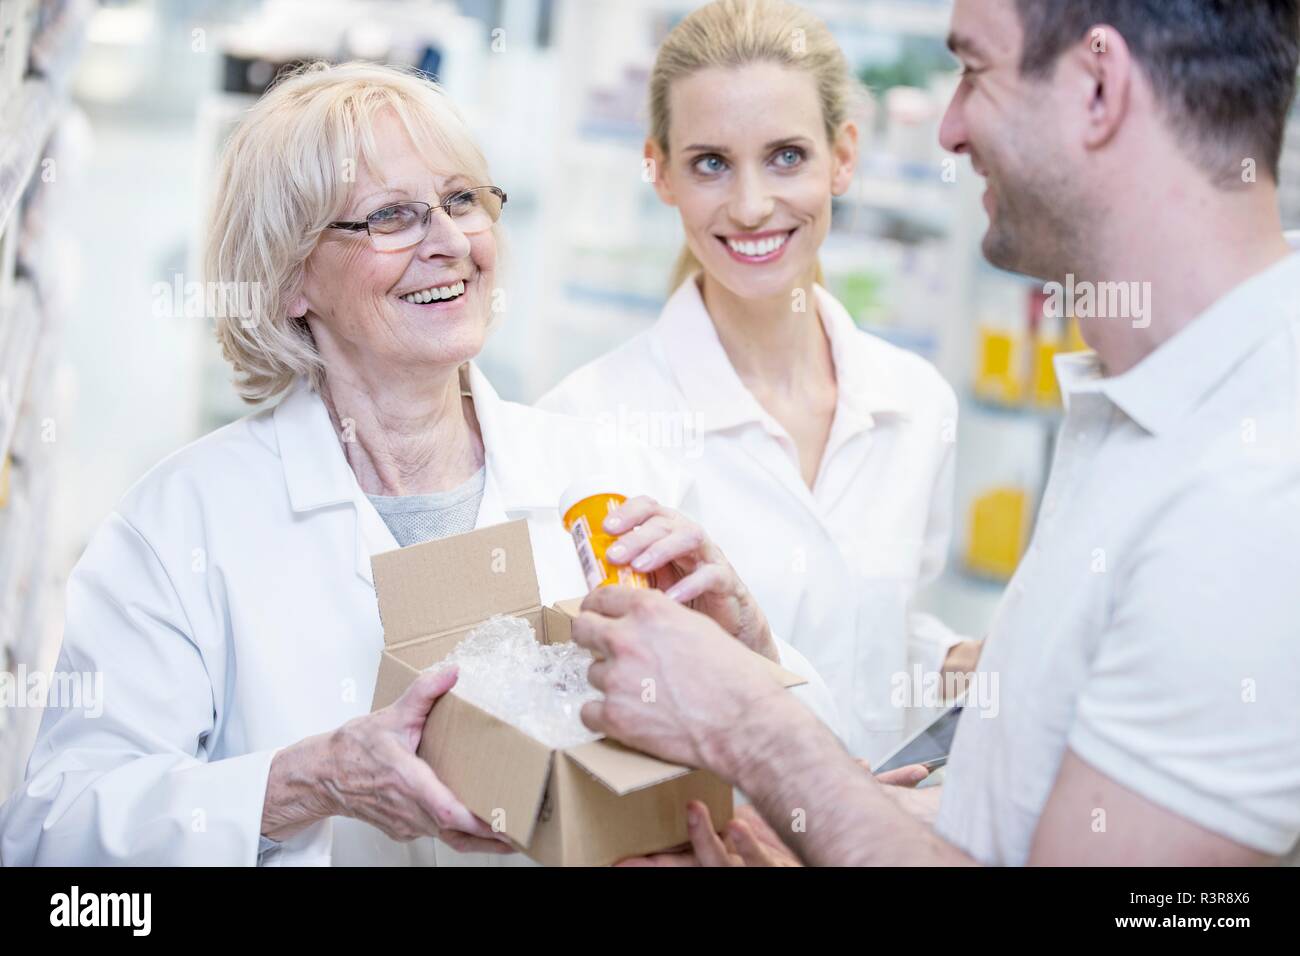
[681,137,814,154]
[348,175,472,214]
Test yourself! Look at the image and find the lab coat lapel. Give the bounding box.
[464,362,555,522]
[654,278,823,521]
[273,377,397,588]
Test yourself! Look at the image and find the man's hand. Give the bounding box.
[618,764,933,867]
[573,585,788,772]
[602,495,778,660]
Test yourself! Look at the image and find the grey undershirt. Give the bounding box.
[365,466,486,546]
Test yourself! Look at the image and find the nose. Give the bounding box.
[416,206,473,261]
[729,165,776,229]
[938,86,970,157]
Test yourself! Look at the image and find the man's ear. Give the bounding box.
[645,138,678,207]
[1065,24,1134,152]
[830,120,860,197]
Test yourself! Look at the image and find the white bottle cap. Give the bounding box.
[558,474,622,518]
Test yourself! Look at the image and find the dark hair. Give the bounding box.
[1015,0,1300,182]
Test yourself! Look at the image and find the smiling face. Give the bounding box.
[940,0,1086,279]
[649,62,857,300]
[294,110,496,383]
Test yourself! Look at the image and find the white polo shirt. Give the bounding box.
[539,277,962,761]
[936,252,1300,864]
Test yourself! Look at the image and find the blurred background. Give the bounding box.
[1,0,1299,791]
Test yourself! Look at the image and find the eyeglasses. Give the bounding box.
[327,186,507,251]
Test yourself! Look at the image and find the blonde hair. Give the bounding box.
[205,60,492,404]
[649,0,858,292]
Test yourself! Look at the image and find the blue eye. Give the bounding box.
[773,147,805,168]
[693,154,727,175]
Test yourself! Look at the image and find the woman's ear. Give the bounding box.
[830,120,860,197]
[645,138,678,207]
[287,290,309,320]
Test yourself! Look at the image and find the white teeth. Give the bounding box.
[401,279,466,303]
[727,233,789,257]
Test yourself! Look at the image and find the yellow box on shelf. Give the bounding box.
[973,325,1024,404]
[965,485,1029,581]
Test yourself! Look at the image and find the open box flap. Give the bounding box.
[419,690,554,848]
[372,519,540,647]
[562,739,694,796]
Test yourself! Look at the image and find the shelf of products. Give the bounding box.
[0,0,92,792]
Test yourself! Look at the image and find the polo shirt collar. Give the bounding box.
[1056,252,1300,436]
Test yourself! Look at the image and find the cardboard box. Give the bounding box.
[370,518,804,867]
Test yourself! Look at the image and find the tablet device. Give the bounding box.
[872,704,963,775]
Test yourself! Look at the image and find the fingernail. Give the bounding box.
[607,544,627,562]
[687,807,700,828]
[631,552,653,571]
[604,514,623,532]
[665,584,684,602]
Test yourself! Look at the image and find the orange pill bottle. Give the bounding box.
[559,477,650,592]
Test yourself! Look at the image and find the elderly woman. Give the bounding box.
[0,62,837,867]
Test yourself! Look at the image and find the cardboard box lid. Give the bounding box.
[371,519,540,647]
[562,739,695,795]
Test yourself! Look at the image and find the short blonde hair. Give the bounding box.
[206,60,492,403]
[648,0,859,291]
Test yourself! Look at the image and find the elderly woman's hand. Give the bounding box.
[260,667,513,854]
[601,495,779,661]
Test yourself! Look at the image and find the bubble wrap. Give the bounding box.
[431,614,603,749]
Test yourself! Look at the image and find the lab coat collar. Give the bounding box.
[274,376,361,513]
[462,361,560,517]
[273,377,397,587]
[652,275,910,436]
[272,364,553,586]
[1056,252,1300,436]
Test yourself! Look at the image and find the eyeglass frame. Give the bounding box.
[326,185,508,246]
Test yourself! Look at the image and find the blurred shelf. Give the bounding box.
[951,563,1015,592]
[0,80,60,238]
[0,280,41,466]
[562,281,664,315]
[0,0,92,236]
[964,390,1062,426]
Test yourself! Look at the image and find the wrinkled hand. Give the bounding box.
[323,667,513,853]
[574,586,788,771]
[602,496,778,660]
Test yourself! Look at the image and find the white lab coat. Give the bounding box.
[0,363,839,866]
[539,278,963,762]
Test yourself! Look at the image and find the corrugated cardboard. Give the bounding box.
[369,519,806,866]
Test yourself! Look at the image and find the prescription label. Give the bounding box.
[569,514,605,591]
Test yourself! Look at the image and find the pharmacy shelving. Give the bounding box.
[0,0,92,792]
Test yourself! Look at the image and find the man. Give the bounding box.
[572,0,1300,866]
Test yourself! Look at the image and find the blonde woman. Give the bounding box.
[0,61,837,867]
[540,0,979,763]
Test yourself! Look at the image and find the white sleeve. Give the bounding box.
[771,636,850,745]
[0,512,276,866]
[1066,477,1300,856]
[671,476,848,743]
[907,399,966,675]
